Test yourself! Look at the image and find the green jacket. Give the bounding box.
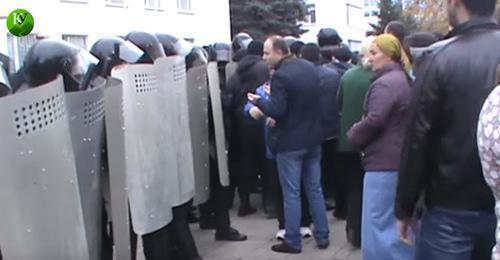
[337,66,373,152]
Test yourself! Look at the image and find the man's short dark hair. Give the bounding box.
[385,21,406,43]
[301,43,321,64]
[268,36,290,55]
[462,0,496,16]
[290,41,305,57]
[332,44,353,63]
[404,32,439,48]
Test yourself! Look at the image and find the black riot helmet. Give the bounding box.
[0,53,11,74]
[317,28,343,47]
[90,36,144,77]
[0,65,11,97]
[186,46,208,70]
[204,45,217,62]
[213,42,231,63]
[125,31,165,63]
[155,33,179,56]
[175,39,208,70]
[231,32,252,52]
[22,39,99,92]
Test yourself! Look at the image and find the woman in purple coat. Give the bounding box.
[347,34,414,260]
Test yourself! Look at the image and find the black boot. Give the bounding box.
[215,227,247,241]
[238,194,256,217]
[271,241,301,254]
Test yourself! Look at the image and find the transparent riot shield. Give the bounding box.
[103,78,132,260]
[154,57,195,207]
[207,62,230,186]
[111,64,173,236]
[66,82,106,260]
[185,65,210,205]
[0,77,89,260]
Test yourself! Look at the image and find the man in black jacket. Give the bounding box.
[249,36,329,254]
[395,0,500,259]
[225,40,270,216]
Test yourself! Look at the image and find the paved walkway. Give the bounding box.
[137,196,362,260]
[192,207,362,260]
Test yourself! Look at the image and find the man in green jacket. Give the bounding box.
[336,36,375,247]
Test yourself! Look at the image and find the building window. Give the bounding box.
[305,4,316,24]
[105,0,127,8]
[60,0,88,4]
[177,0,192,12]
[62,34,88,50]
[347,4,364,29]
[145,0,163,10]
[7,34,38,70]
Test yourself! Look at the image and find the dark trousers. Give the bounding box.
[101,203,114,260]
[343,152,364,247]
[140,224,170,260]
[266,159,311,230]
[321,139,338,199]
[415,207,496,260]
[321,139,349,218]
[234,121,266,198]
[130,210,169,260]
[168,200,200,260]
[199,156,232,233]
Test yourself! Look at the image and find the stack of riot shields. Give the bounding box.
[0,55,230,259]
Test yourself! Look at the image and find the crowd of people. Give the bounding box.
[221,0,500,259]
[0,0,499,259]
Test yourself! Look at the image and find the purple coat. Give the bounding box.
[347,63,411,171]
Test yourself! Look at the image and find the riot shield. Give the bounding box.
[225,62,238,84]
[154,57,195,207]
[111,64,173,235]
[66,83,106,260]
[103,78,132,260]
[207,62,230,186]
[0,77,89,260]
[186,65,210,205]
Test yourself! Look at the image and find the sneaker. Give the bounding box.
[300,227,312,238]
[275,229,286,240]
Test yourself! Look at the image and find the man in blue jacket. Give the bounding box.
[248,36,329,254]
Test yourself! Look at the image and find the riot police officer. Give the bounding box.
[90,35,145,260]
[175,40,247,242]
[124,31,178,260]
[155,33,205,260]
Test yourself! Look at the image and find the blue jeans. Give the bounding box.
[276,145,329,249]
[415,207,496,260]
[362,171,414,260]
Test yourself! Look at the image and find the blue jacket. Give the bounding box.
[254,57,323,152]
[318,65,341,140]
[244,83,275,160]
